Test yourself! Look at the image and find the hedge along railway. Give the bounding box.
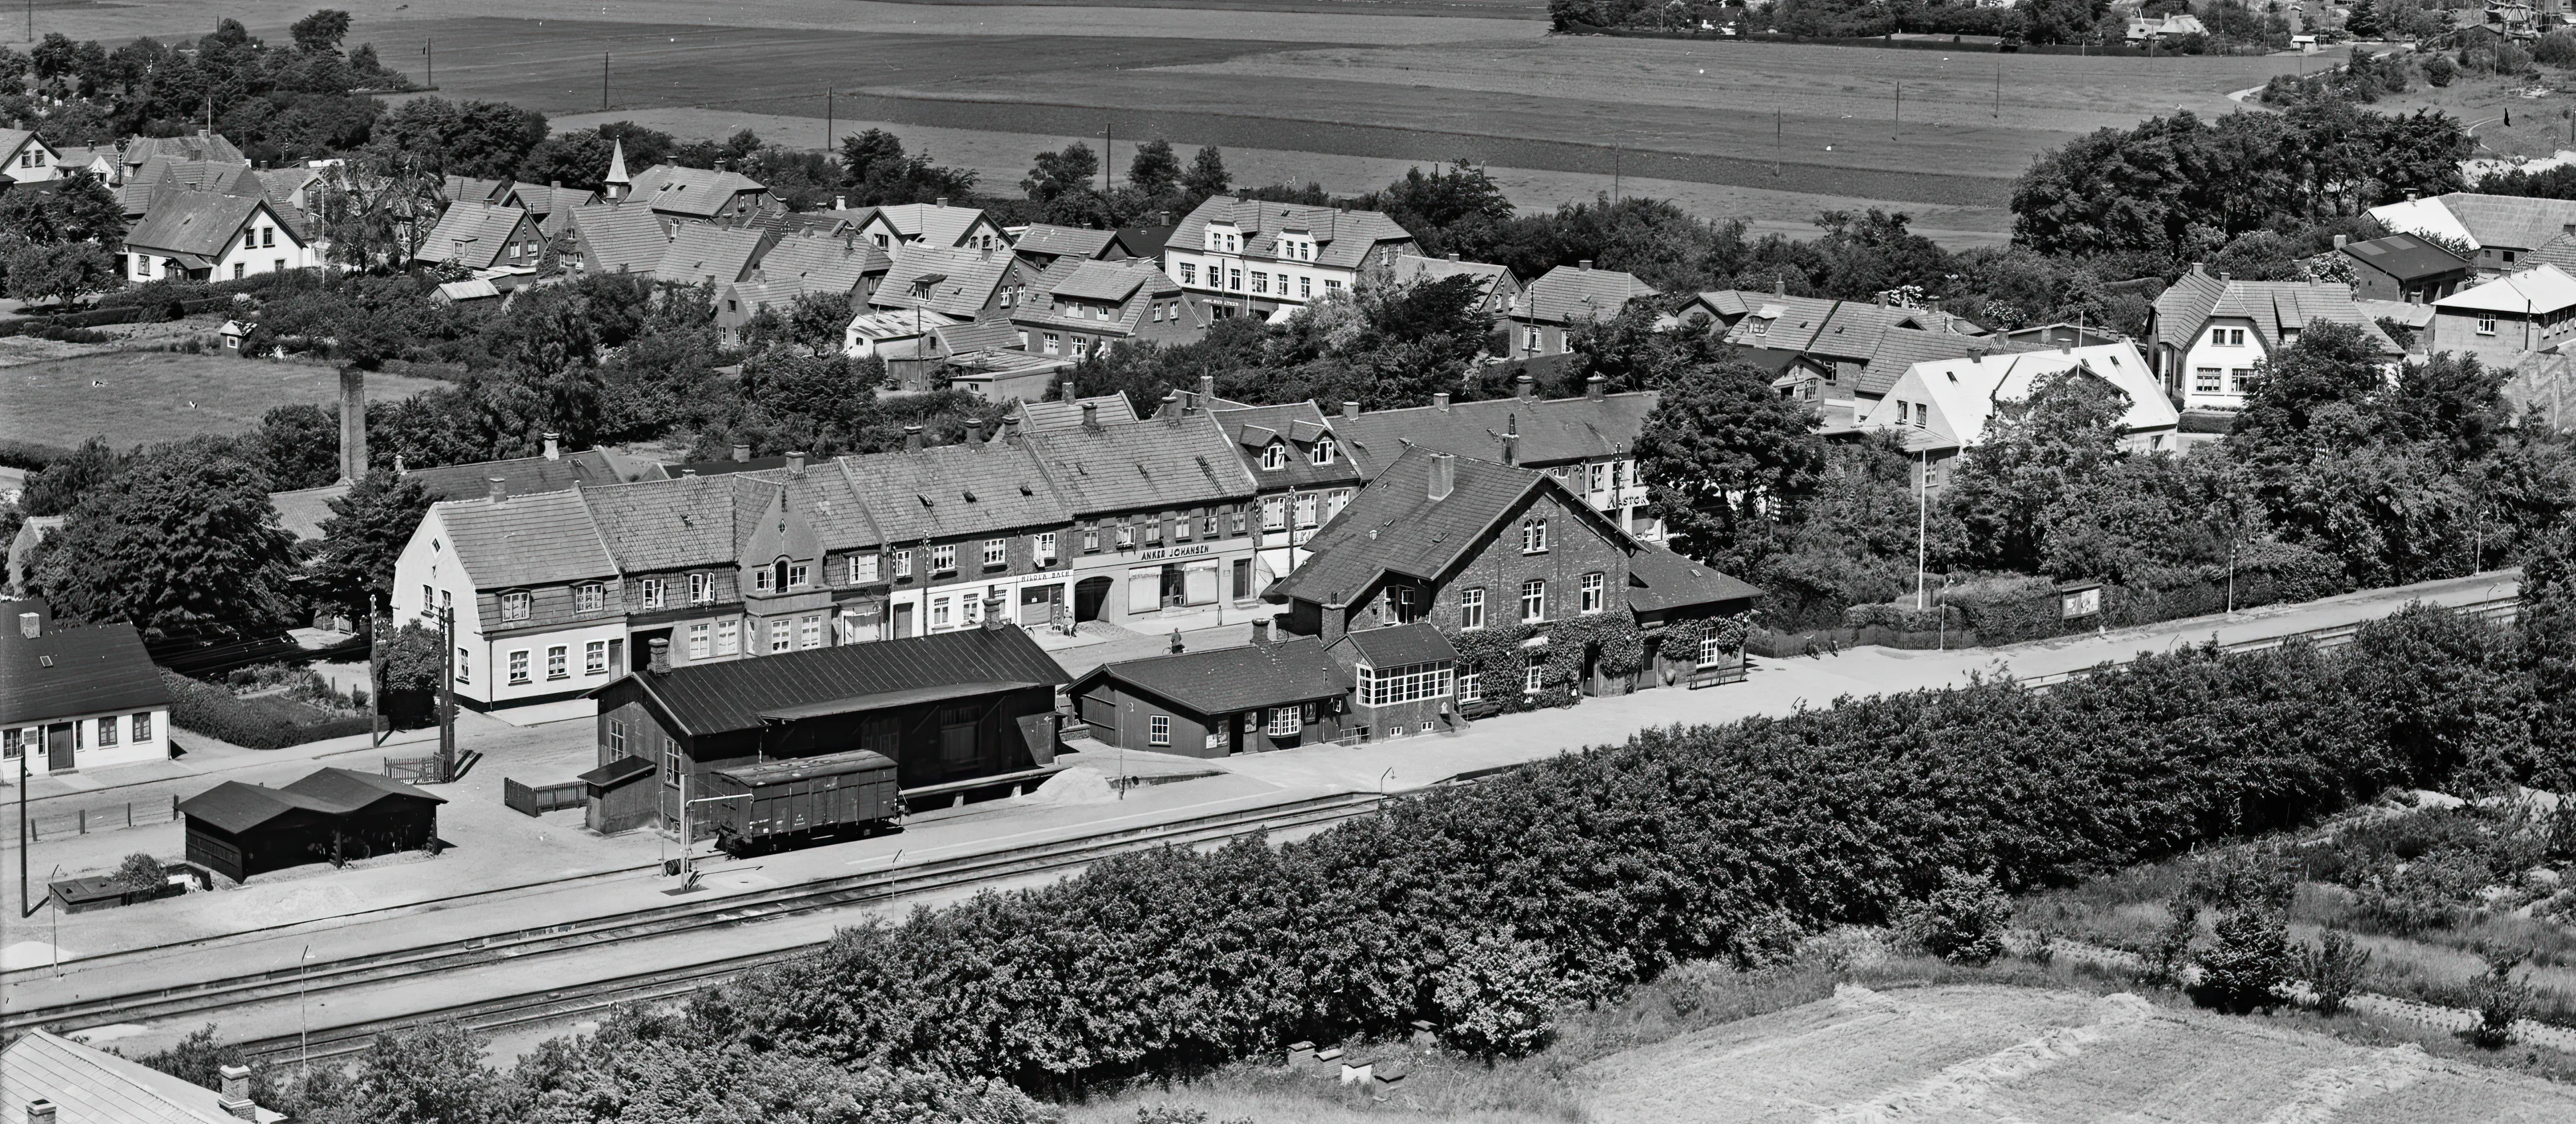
[1,791,1388,1044]
[9,592,2530,1064]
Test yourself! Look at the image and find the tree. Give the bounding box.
[2522,519,2576,784]
[252,403,341,491]
[291,9,352,52]
[2302,929,2370,1015]
[2469,949,2530,1048]
[28,438,298,638]
[374,96,549,180]
[1635,357,1824,563]
[2343,0,2381,37]
[1947,367,2132,571]
[114,851,164,893]
[1897,867,2014,965]
[840,128,907,183]
[18,436,118,515]
[284,1022,520,1124]
[1431,930,1565,1060]
[1127,137,1181,197]
[1180,145,1231,201]
[312,468,432,616]
[2190,911,2292,1013]
[5,240,120,306]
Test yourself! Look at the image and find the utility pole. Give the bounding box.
[436,604,456,783]
[368,593,385,747]
[1894,82,1902,138]
[1915,449,1929,609]
[826,90,833,152]
[1103,120,1113,195]
[17,749,27,921]
[601,52,610,112]
[422,38,432,87]
[1774,108,1782,177]
[1612,143,1621,203]
[1993,59,2000,118]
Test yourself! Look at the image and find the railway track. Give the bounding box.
[2,790,1388,1046]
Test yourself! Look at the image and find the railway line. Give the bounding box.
[1,789,1391,1051]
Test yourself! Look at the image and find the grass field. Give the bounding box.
[0,351,442,452]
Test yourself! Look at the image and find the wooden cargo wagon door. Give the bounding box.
[938,705,980,774]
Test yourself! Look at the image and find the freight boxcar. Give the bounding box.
[701,749,904,856]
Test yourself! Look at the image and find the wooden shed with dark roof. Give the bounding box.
[179,767,446,882]
[1068,627,1346,755]
[589,621,1069,831]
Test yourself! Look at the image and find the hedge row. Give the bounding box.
[1847,543,2349,646]
[677,603,2548,1087]
[160,670,373,750]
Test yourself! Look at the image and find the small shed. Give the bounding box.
[577,755,656,834]
[218,319,250,354]
[179,767,446,882]
[1325,622,1460,741]
[1068,626,1347,755]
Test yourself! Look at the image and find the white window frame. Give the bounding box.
[800,615,822,648]
[689,622,711,659]
[788,562,810,588]
[1698,634,1727,668]
[502,591,531,620]
[715,620,741,656]
[1580,571,1605,614]
[1521,579,1546,622]
[585,640,607,674]
[1524,662,1544,694]
[1458,672,1481,703]
[641,577,666,609]
[547,645,569,680]
[1261,442,1287,470]
[690,573,713,604]
[852,553,879,583]
[1459,587,1486,630]
[982,538,1008,567]
[1150,715,1171,746]
[1522,519,1548,554]
[1311,436,1336,465]
[933,544,958,574]
[1035,531,1058,565]
[577,583,605,612]
[895,550,913,579]
[1267,707,1301,737]
[509,650,531,684]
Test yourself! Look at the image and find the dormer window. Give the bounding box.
[1311,436,1336,465]
[1261,441,1288,470]
[501,591,531,620]
[576,583,606,612]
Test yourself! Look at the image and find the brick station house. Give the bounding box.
[589,622,1068,835]
[1067,622,1349,755]
[1266,447,1758,712]
[1336,375,1663,541]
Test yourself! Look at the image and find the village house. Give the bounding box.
[561,199,674,276]
[834,422,1075,639]
[1015,391,1142,434]
[1392,251,1523,319]
[1,601,171,777]
[2430,263,2576,365]
[2147,265,2403,411]
[835,199,1008,253]
[391,486,630,710]
[1265,446,1757,707]
[2369,192,2576,277]
[116,130,245,182]
[505,181,602,238]
[1325,620,1463,743]
[118,155,244,219]
[613,154,769,225]
[715,227,891,345]
[1164,195,1420,320]
[0,127,64,183]
[1025,397,1263,625]
[1010,256,1211,360]
[1505,262,1657,358]
[122,188,318,284]
[1207,394,1366,595]
[1334,376,1664,539]
[662,222,772,290]
[2339,232,2476,304]
[1011,222,1136,272]
[870,241,1033,328]
[413,200,545,272]
[3,1029,284,1124]
[1691,290,2004,418]
[1857,340,2180,488]
[1069,622,1348,755]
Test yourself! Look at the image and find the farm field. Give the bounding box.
[0,351,442,452]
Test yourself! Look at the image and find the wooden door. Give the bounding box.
[46,723,72,771]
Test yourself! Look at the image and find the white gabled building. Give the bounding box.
[0,128,63,183]
[2145,265,2403,411]
[1858,341,2179,487]
[122,190,320,284]
[1162,195,1419,321]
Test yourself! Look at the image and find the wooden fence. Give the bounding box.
[19,795,184,841]
[503,777,585,816]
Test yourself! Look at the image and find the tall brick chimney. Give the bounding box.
[337,367,367,483]
[648,636,671,674]
[1428,452,1455,501]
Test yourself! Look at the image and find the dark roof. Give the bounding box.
[1025,412,1255,517]
[125,190,267,257]
[712,747,898,787]
[0,616,167,727]
[1115,221,1175,260]
[1268,446,1608,607]
[179,768,445,834]
[620,626,1068,737]
[1207,402,1366,489]
[1333,622,1458,667]
[757,681,1041,721]
[403,448,646,501]
[1072,635,1345,715]
[1334,391,1658,474]
[577,755,656,786]
[2341,233,2472,283]
[1626,547,1762,612]
[659,455,794,478]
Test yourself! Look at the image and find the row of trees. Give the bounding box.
[0,12,407,159]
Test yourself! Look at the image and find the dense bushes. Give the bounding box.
[161,670,371,749]
[645,603,2543,1089]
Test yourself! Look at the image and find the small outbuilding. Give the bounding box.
[1325,622,1461,742]
[1069,624,1348,755]
[179,767,447,882]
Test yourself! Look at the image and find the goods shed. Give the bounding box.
[1068,625,1348,755]
[179,768,446,882]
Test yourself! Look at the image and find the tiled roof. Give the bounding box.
[118,156,245,215]
[1334,621,1458,668]
[875,202,990,247]
[937,317,1024,355]
[751,228,889,295]
[835,438,1069,543]
[1714,292,1985,353]
[1025,412,1255,517]
[1267,446,1570,606]
[122,132,245,168]
[125,190,264,257]
[270,481,350,542]
[2153,266,2399,354]
[1394,253,1520,308]
[1,1029,285,1124]
[2425,192,2576,251]
[1334,391,1658,474]
[441,174,511,206]
[1850,324,2045,397]
[655,223,768,287]
[507,183,600,217]
[2341,233,2472,282]
[2438,262,2576,314]
[1048,256,1166,304]
[577,474,744,573]
[1115,220,1176,260]
[1170,195,1418,271]
[743,463,883,551]
[1207,401,1364,489]
[1016,393,1137,433]
[433,488,620,591]
[0,616,167,727]
[1014,223,1119,260]
[179,767,444,834]
[403,448,647,502]
[566,201,670,276]
[628,163,768,219]
[416,201,531,268]
[1625,546,1763,612]
[875,243,1013,319]
[1869,342,2176,452]
[1513,264,1657,326]
[629,626,1067,737]
[1073,634,1346,714]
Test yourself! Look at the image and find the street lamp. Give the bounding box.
[1377,767,1395,818]
[299,944,313,1069]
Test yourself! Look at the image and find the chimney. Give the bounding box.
[1159,390,1181,419]
[219,1065,256,1121]
[395,454,407,476]
[935,196,950,207]
[836,195,847,211]
[1876,291,1888,308]
[1001,415,1022,440]
[337,367,367,484]
[731,442,751,463]
[1341,399,1360,420]
[1447,252,1459,261]
[1432,391,1450,411]
[1159,210,1172,225]
[1586,373,1606,400]
[1081,401,1099,428]
[1773,276,1786,296]
[542,431,561,460]
[2059,339,2072,354]
[1059,377,1077,403]
[2218,271,2232,282]
[983,595,1008,629]
[487,477,507,503]
[2334,234,2349,248]
[1250,618,1271,644]
[966,418,985,446]
[788,450,807,476]
[1503,415,1520,466]
[1169,628,1185,654]
[648,636,670,674]
[17,612,37,638]
[905,424,925,451]
[1515,373,1534,400]
[1428,452,1455,501]
[1578,259,1592,271]
[27,1100,56,1124]
[979,243,992,261]
[1198,374,1216,404]
[552,179,562,189]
